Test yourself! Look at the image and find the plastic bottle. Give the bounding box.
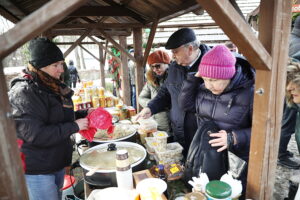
[115,149,133,190]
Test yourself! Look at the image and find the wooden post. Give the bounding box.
[133,28,144,112]
[0,0,87,59]
[247,1,292,199]
[119,36,131,106]
[99,46,106,88]
[0,62,29,199]
[142,19,159,68]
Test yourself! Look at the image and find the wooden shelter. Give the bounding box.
[0,0,292,199]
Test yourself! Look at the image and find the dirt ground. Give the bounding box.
[273,136,300,199]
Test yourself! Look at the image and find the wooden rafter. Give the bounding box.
[159,0,201,22]
[97,0,147,24]
[63,29,91,58]
[0,0,87,59]
[98,29,136,62]
[0,6,19,23]
[142,18,159,68]
[78,44,100,62]
[196,0,271,71]
[49,29,131,37]
[89,36,122,63]
[69,6,144,17]
[0,0,26,18]
[52,22,218,29]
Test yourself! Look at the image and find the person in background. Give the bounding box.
[225,41,237,52]
[278,15,300,169]
[68,60,80,88]
[179,45,255,199]
[136,28,210,153]
[8,37,91,200]
[128,49,137,109]
[138,50,171,133]
[60,62,71,86]
[285,59,300,164]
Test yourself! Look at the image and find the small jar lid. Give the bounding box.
[205,180,232,199]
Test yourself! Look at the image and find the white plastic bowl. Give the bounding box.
[136,178,167,195]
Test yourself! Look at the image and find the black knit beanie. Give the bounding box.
[29,37,64,69]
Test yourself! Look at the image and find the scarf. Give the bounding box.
[27,64,74,108]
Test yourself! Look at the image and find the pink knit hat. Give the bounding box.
[198,45,236,79]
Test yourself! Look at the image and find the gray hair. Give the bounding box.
[183,40,200,50]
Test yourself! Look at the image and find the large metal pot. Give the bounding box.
[79,141,146,188]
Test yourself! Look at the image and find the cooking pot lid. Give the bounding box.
[79,142,146,172]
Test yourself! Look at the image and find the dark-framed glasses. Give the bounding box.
[150,64,161,69]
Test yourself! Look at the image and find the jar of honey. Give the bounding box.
[92,96,100,108]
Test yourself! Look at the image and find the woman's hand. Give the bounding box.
[87,108,96,115]
[208,130,228,152]
[75,118,89,130]
[195,71,201,77]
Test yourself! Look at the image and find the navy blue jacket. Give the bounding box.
[179,56,255,161]
[148,44,210,149]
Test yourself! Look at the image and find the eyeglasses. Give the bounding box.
[150,64,161,69]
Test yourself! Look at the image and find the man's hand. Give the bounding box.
[135,107,152,121]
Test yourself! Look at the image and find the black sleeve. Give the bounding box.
[178,72,202,113]
[147,82,171,115]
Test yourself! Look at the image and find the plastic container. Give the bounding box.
[205,180,232,200]
[61,175,76,200]
[153,131,168,152]
[154,142,183,164]
[145,137,158,153]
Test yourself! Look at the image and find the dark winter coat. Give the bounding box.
[179,56,255,161]
[68,65,80,82]
[8,76,87,174]
[147,44,210,149]
[289,26,300,56]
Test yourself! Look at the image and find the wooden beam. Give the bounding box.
[78,44,100,62]
[63,29,91,58]
[69,6,141,17]
[53,22,217,29]
[246,1,292,199]
[100,0,147,24]
[53,23,144,29]
[89,36,122,63]
[133,28,144,112]
[0,6,19,23]
[0,0,26,18]
[196,0,272,71]
[56,42,101,45]
[0,61,29,199]
[49,29,131,37]
[159,1,201,22]
[0,0,87,59]
[98,29,136,62]
[119,36,131,106]
[99,46,106,88]
[142,19,158,68]
[103,40,108,64]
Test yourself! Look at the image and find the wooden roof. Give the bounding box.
[0,0,203,37]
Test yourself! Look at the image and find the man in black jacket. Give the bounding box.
[136,28,210,153]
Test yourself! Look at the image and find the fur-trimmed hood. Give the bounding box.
[146,68,168,87]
